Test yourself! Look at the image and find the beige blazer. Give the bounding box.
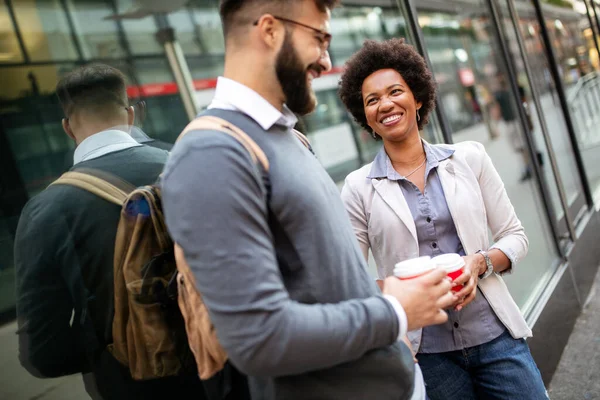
[341,140,532,352]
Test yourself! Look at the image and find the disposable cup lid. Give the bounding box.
[431,253,465,273]
[393,256,436,278]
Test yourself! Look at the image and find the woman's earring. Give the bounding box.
[417,109,421,122]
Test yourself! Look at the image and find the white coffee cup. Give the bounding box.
[393,256,436,280]
[431,253,466,292]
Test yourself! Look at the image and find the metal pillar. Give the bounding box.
[529,0,594,208]
[155,14,199,121]
[394,0,454,144]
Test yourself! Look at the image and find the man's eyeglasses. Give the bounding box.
[253,16,332,52]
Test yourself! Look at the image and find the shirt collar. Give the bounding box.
[367,140,455,181]
[73,129,142,165]
[207,77,298,130]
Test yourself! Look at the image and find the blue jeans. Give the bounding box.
[417,330,548,400]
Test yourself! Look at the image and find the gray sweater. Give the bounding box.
[162,110,414,399]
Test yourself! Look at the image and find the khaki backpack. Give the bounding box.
[51,116,311,381]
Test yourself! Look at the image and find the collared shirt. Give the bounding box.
[207,76,298,130]
[73,129,141,165]
[370,141,506,353]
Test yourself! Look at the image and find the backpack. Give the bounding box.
[51,115,312,383]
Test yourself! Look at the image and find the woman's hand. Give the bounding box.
[452,254,486,311]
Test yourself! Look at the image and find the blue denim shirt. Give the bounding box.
[370,141,505,353]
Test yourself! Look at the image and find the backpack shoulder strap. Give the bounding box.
[178,115,269,173]
[292,129,314,154]
[50,170,133,206]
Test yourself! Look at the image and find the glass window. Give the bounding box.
[330,6,407,68]
[131,58,188,143]
[65,0,126,59]
[544,12,600,203]
[0,63,74,325]
[501,12,585,232]
[13,0,79,61]
[188,1,224,55]
[419,6,561,309]
[0,65,75,197]
[168,8,202,56]
[0,3,24,63]
[183,1,225,81]
[114,0,162,55]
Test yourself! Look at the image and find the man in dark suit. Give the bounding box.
[14,64,202,399]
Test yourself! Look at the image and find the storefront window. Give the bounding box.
[0,3,24,63]
[114,0,162,55]
[330,6,407,67]
[185,1,225,81]
[545,12,600,202]
[65,0,126,59]
[419,5,561,309]
[12,0,79,61]
[504,13,587,230]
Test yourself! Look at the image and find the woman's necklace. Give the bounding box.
[401,156,427,178]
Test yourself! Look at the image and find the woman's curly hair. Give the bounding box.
[338,38,437,140]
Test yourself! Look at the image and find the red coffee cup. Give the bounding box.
[432,254,465,292]
[393,256,436,280]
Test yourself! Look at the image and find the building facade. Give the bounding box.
[2,0,600,384]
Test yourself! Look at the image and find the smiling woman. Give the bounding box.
[339,38,549,400]
[339,38,436,141]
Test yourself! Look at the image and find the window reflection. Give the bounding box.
[544,13,600,200]
[115,0,162,55]
[419,6,562,308]
[0,3,24,63]
[506,12,586,226]
[12,0,79,61]
[65,0,126,59]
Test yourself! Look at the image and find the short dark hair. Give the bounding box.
[56,64,128,118]
[219,0,339,38]
[338,38,437,139]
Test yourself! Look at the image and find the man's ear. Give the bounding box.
[255,14,283,50]
[127,106,135,126]
[62,118,76,141]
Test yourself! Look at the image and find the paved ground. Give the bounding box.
[0,321,85,400]
[547,266,600,400]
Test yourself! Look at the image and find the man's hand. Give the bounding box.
[401,335,418,363]
[452,254,487,311]
[383,269,457,331]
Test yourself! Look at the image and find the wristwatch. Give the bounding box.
[476,250,494,280]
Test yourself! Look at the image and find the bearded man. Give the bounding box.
[161,1,456,399]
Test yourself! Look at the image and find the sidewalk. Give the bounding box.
[547,265,600,399]
[0,321,85,400]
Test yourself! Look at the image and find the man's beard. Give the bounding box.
[275,32,323,115]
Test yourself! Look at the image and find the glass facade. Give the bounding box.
[1,1,600,393]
